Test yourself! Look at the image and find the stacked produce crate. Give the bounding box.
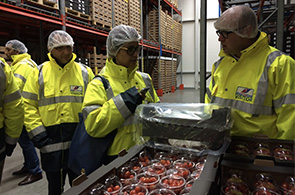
[113,0,129,26]
[65,0,90,18]
[165,13,173,49]
[173,21,182,52]
[87,47,107,75]
[147,10,167,46]
[89,0,112,28]
[128,0,141,35]
[172,0,178,8]
[150,58,177,94]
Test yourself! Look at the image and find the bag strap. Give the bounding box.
[94,75,109,90]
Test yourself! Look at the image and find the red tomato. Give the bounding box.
[135,186,141,192]
[113,185,120,191]
[125,171,131,178]
[107,187,113,192]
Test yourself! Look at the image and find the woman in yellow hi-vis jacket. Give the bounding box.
[206,6,295,140]
[82,25,160,164]
[0,57,24,184]
[22,31,94,195]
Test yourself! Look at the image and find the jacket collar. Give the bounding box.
[103,58,138,80]
[47,53,77,68]
[11,53,31,66]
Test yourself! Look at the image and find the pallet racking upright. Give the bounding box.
[0,0,182,95]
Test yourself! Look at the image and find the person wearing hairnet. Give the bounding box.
[205,5,295,140]
[0,58,24,185]
[82,25,160,166]
[5,40,43,186]
[22,30,95,194]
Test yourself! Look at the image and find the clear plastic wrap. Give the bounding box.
[135,103,233,155]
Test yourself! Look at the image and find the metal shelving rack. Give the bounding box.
[140,0,182,95]
[0,0,182,81]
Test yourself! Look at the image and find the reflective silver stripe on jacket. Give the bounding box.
[138,72,155,102]
[79,63,89,93]
[28,125,47,140]
[38,63,89,106]
[113,95,132,119]
[213,96,274,115]
[121,115,136,127]
[82,105,101,120]
[38,96,84,106]
[212,51,284,115]
[14,73,26,83]
[5,135,18,145]
[253,51,283,113]
[82,76,114,120]
[0,61,6,107]
[209,58,223,102]
[274,93,295,109]
[22,91,38,101]
[4,90,22,104]
[23,59,37,68]
[40,141,71,153]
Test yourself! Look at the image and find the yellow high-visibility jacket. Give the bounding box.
[205,31,295,140]
[83,58,160,156]
[10,53,37,92]
[0,58,24,161]
[22,53,94,171]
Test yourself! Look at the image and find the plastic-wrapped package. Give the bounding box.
[135,103,233,155]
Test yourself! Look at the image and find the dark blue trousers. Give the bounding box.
[19,126,42,174]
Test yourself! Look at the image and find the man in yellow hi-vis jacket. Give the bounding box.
[0,57,24,185]
[5,40,43,186]
[22,30,95,195]
[205,5,295,140]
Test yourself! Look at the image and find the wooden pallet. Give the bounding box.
[26,0,58,8]
[91,20,111,29]
[66,7,90,20]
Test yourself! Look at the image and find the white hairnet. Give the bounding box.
[47,30,74,51]
[214,5,258,38]
[5,40,28,54]
[106,25,141,58]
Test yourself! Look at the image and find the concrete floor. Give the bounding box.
[0,88,201,195]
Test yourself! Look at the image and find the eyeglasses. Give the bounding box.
[216,25,248,39]
[120,46,141,56]
[216,30,233,39]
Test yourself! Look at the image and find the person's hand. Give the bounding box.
[139,87,149,100]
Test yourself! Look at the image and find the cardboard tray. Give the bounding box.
[64,144,222,195]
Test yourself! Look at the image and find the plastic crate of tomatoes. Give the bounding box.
[223,136,294,167]
[64,144,221,195]
[219,136,294,195]
[220,161,295,195]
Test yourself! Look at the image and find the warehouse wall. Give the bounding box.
[178,0,220,89]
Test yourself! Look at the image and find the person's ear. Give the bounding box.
[243,25,253,37]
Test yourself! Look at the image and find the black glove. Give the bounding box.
[5,143,16,157]
[120,87,142,113]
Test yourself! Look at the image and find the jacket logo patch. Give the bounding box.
[235,87,254,102]
[70,85,83,95]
